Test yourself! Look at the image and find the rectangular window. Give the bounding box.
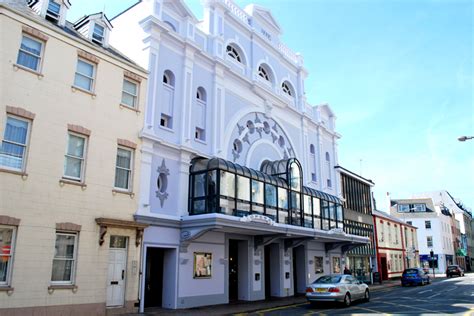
[46,0,61,22]
[427,236,433,248]
[311,172,316,182]
[92,23,105,45]
[195,127,205,141]
[160,114,172,128]
[0,116,31,171]
[425,220,431,229]
[0,227,16,286]
[398,204,410,212]
[414,204,426,212]
[314,256,324,274]
[63,133,87,181]
[51,232,77,284]
[17,35,43,71]
[121,79,138,108]
[406,221,412,225]
[114,147,133,191]
[74,59,95,92]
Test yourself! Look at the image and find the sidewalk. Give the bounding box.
[131,280,402,316]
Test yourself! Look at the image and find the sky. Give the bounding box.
[68,0,473,212]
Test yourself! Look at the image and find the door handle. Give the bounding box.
[122,270,125,280]
[111,281,119,285]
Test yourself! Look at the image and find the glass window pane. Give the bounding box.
[114,168,130,189]
[336,205,343,221]
[110,236,127,248]
[304,195,312,215]
[251,180,264,204]
[278,210,288,224]
[17,51,39,70]
[77,60,93,77]
[265,184,277,207]
[48,1,61,14]
[313,198,321,217]
[54,235,75,258]
[121,92,135,107]
[0,142,25,169]
[64,156,82,178]
[116,148,131,169]
[123,80,137,95]
[5,117,28,144]
[51,259,73,282]
[278,187,288,209]
[74,73,92,91]
[193,173,206,197]
[220,171,235,198]
[193,200,206,214]
[67,135,85,157]
[237,176,250,201]
[290,191,300,210]
[329,202,336,220]
[20,36,42,55]
[290,163,300,190]
[0,257,10,282]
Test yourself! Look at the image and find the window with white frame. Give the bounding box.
[325,152,331,188]
[0,226,16,286]
[226,44,242,63]
[51,232,78,284]
[0,116,31,171]
[46,0,61,23]
[309,144,316,182]
[195,87,206,141]
[17,35,44,72]
[63,133,87,181]
[258,65,269,81]
[427,236,433,248]
[74,59,96,92]
[281,81,293,97]
[114,147,133,191]
[195,127,205,141]
[121,78,138,108]
[425,220,431,229]
[160,70,175,129]
[394,225,398,244]
[92,23,105,45]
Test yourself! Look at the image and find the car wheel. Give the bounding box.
[343,293,351,307]
[364,289,370,302]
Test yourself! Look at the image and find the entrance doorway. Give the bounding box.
[380,257,388,280]
[145,248,164,308]
[292,245,305,295]
[106,236,128,307]
[229,240,239,301]
[228,239,249,301]
[264,243,279,298]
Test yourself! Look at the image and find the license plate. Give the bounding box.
[316,288,327,292]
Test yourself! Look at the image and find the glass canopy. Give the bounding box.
[189,157,344,230]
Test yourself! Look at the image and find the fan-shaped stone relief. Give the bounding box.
[229,112,294,165]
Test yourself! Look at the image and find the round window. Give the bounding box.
[157,173,168,193]
[233,139,243,153]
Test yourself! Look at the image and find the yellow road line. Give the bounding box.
[250,302,308,313]
[349,305,390,314]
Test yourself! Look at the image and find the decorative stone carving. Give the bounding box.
[156,159,170,207]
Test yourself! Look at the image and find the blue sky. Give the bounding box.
[69,0,473,211]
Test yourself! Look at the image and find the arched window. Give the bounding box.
[282,81,294,97]
[195,87,207,141]
[163,20,177,32]
[310,144,316,182]
[226,44,242,63]
[163,70,175,87]
[196,87,206,102]
[325,152,331,188]
[258,65,269,81]
[160,70,175,129]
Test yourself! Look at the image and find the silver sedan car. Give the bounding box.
[306,274,369,307]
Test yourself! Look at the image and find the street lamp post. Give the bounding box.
[458,136,474,142]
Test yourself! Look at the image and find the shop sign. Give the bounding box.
[240,214,275,225]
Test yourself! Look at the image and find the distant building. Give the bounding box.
[412,191,472,271]
[336,166,376,283]
[0,0,147,314]
[373,210,419,280]
[390,198,455,274]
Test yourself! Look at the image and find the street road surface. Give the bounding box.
[243,273,474,315]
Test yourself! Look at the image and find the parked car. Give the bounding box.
[446,265,464,277]
[306,274,369,307]
[401,268,431,286]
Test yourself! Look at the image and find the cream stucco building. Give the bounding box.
[0,0,147,314]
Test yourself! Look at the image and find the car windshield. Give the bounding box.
[314,275,342,284]
[404,269,419,274]
[447,266,458,270]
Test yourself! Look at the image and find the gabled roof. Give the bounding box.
[74,12,113,31]
[164,0,198,23]
[244,4,281,33]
